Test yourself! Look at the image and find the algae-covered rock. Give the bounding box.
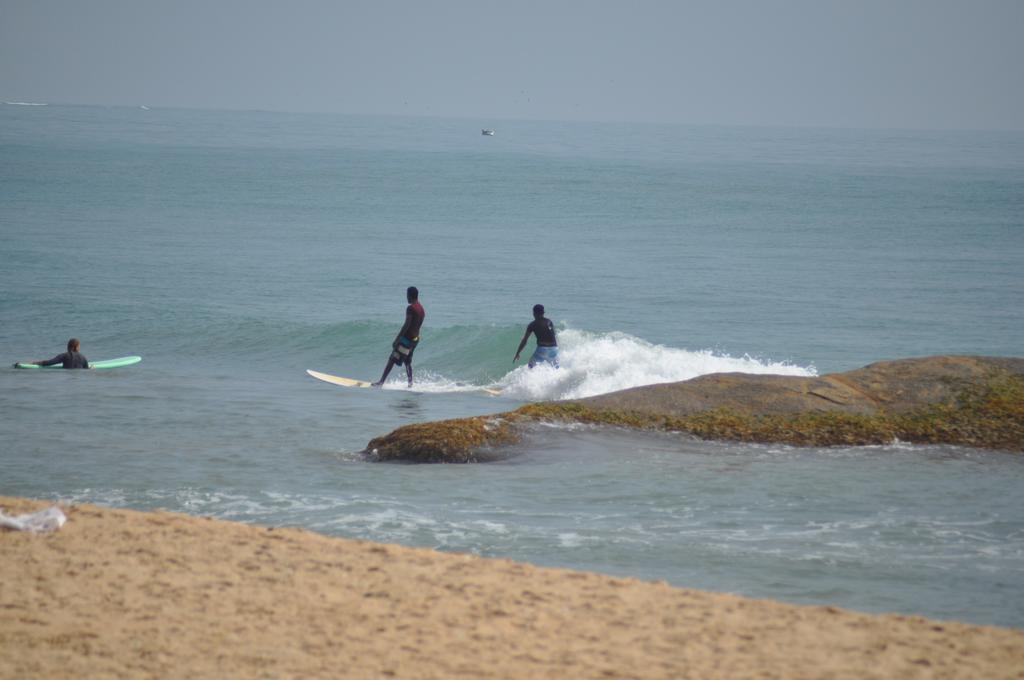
[574,356,1024,418]
[364,356,1024,462]
[366,414,522,463]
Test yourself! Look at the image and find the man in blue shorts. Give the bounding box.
[514,304,559,368]
[373,286,425,388]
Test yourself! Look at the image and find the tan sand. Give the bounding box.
[2,496,1022,679]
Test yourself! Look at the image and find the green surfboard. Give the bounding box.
[15,356,142,369]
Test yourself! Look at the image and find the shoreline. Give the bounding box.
[2,496,1023,678]
[367,355,1024,462]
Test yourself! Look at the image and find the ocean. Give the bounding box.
[2,103,1023,628]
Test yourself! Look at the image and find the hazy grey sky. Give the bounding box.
[2,0,1022,129]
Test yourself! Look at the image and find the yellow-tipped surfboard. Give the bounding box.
[306,369,373,388]
[306,369,502,395]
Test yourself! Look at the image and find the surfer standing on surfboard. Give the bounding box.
[373,287,425,388]
[514,304,559,368]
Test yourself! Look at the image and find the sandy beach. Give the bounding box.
[2,496,1022,678]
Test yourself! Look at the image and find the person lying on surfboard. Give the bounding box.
[373,286,425,388]
[514,304,559,368]
[19,338,90,369]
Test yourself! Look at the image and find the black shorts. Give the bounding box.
[390,336,418,365]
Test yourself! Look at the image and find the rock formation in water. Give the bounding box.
[365,356,1024,463]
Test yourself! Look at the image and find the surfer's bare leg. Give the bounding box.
[405,361,413,387]
[373,358,397,387]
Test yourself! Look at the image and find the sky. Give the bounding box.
[2,0,1022,130]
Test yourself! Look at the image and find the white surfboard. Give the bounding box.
[308,369,504,395]
[306,369,373,388]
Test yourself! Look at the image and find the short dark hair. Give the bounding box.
[532,304,544,316]
[67,338,80,352]
[407,286,419,301]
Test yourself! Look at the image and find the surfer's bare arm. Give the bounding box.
[514,328,531,362]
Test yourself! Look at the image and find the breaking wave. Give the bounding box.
[487,329,815,401]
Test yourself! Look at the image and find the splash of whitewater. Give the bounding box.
[400,328,816,401]
[494,329,815,400]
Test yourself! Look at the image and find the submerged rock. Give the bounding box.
[366,415,522,463]
[364,356,1024,462]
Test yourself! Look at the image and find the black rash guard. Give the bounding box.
[38,351,89,369]
[527,317,557,347]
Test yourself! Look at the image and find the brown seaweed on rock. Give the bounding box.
[364,356,1024,463]
[366,414,524,463]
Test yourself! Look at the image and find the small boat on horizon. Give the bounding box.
[481,129,495,136]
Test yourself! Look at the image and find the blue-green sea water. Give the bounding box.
[2,103,1023,628]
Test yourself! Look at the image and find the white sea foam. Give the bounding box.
[5,101,48,106]
[495,329,816,401]
[378,371,488,394]
[558,532,587,548]
[377,329,814,400]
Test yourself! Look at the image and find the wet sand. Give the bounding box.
[2,496,1022,678]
